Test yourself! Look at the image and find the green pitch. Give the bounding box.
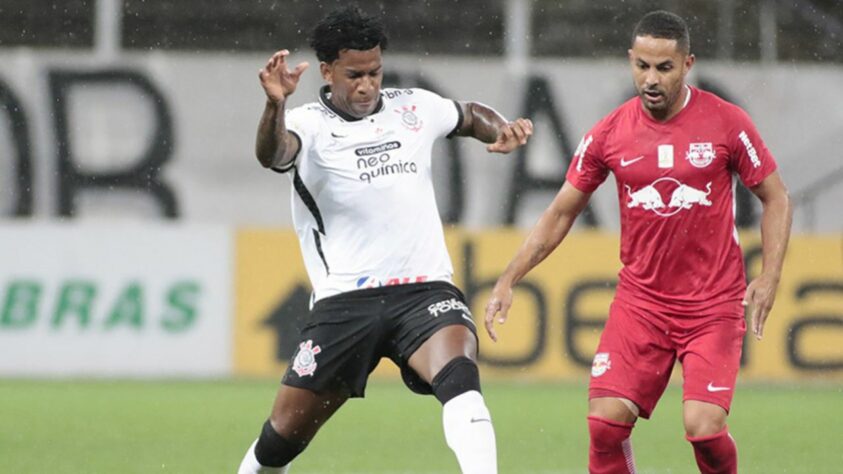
[1,379,840,473]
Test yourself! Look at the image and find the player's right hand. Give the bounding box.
[484,281,514,342]
[259,49,309,102]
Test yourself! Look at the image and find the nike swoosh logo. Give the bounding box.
[331,132,347,138]
[470,417,491,423]
[620,156,645,167]
[706,382,731,392]
[461,313,476,326]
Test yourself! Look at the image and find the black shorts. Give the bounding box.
[281,281,477,398]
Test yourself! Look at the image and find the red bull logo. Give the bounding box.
[592,352,611,377]
[669,182,713,209]
[686,142,716,168]
[626,184,665,210]
[626,178,713,217]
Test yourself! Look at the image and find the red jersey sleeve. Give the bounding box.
[727,106,777,188]
[565,126,608,193]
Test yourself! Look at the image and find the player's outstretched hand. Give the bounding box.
[484,281,514,342]
[742,273,779,340]
[259,49,309,103]
[487,118,534,153]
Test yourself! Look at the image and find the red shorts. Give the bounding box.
[588,298,745,418]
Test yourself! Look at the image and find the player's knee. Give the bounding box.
[588,397,638,424]
[588,416,634,451]
[683,402,727,438]
[684,414,727,438]
[430,356,481,405]
[254,419,308,468]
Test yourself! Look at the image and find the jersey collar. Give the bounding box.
[318,85,384,122]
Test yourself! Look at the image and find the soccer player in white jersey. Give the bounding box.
[237,6,532,474]
[485,11,791,474]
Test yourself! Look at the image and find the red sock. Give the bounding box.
[687,427,738,474]
[588,415,636,474]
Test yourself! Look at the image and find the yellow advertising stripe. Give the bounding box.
[235,230,843,382]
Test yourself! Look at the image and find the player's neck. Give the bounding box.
[646,84,691,122]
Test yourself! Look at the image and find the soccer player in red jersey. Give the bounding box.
[484,10,792,474]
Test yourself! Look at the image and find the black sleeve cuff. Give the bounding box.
[446,100,464,139]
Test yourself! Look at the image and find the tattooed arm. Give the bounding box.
[454,101,533,153]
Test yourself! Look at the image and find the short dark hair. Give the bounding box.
[309,5,388,63]
[632,11,690,54]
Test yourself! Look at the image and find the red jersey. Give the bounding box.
[566,86,777,315]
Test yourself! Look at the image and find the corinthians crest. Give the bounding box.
[686,142,715,168]
[395,105,423,132]
[292,340,322,377]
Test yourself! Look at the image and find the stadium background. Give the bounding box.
[1,0,841,472]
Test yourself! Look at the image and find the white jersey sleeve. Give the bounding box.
[274,104,322,172]
[405,88,463,139]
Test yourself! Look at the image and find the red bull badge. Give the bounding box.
[592,352,612,377]
[686,142,715,168]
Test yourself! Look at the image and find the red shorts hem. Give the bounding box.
[589,385,654,419]
[682,394,733,414]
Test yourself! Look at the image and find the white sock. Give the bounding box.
[237,439,291,474]
[442,390,497,474]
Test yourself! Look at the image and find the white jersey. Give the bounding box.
[279,86,462,303]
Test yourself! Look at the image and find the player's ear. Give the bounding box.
[684,53,695,71]
[320,61,333,85]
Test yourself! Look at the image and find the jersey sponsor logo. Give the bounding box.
[619,155,644,167]
[356,151,418,184]
[574,134,594,172]
[291,339,322,377]
[706,382,731,392]
[395,105,423,132]
[669,182,713,209]
[626,178,713,216]
[428,298,471,318]
[686,142,716,168]
[356,276,383,288]
[738,130,762,168]
[591,352,611,377]
[354,141,401,157]
[383,88,414,99]
[356,275,428,288]
[625,184,665,211]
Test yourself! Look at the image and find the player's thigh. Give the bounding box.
[679,315,745,415]
[386,282,478,390]
[408,324,477,383]
[589,300,676,419]
[269,384,349,442]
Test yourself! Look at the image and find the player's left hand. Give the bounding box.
[484,281,514,342]
[487,118,534,153]
[742,272,780,340]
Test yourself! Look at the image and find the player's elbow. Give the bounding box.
[255,150,275,169]
[255,146,288,169]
